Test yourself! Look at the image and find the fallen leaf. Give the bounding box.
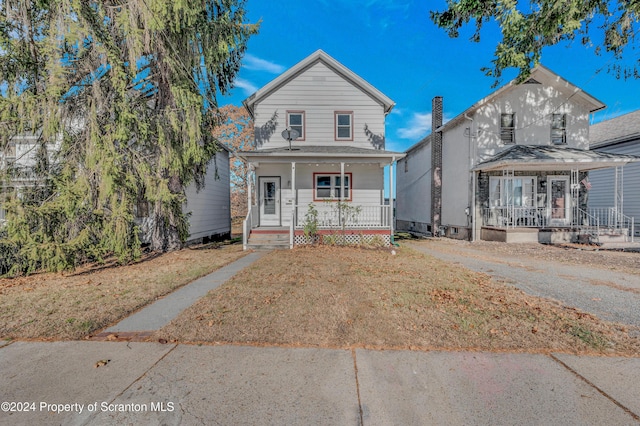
[106,333,118,341]
[95,359,110,368]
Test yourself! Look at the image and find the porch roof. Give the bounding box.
[239,145,405,165]
[473,145,640,172]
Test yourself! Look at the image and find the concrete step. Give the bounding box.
[247,231,290,250]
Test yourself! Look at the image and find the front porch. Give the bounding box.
[244,203,393,249]
[240,145,403,250]
[474,145,639,244]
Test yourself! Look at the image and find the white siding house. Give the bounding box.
[241,50,404,249]
[397,66,640,243]
[588,110,640,238]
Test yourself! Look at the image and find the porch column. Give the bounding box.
[247,167,253,218]
[389,158,394,233]
[291,162,296,248]
[571,168,579,226]
[291,162,296,204]
[291,161,296,226]
[615,166,623,225]
[340,162,345,202]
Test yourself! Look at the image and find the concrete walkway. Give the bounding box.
[102,250,268,333]
[1,341,639,425]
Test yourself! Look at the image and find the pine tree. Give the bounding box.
[0,0,258,274]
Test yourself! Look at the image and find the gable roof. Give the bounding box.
[590,109,640,148]
[436,65,606,134]
[242,49,395,118]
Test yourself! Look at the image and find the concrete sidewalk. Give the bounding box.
[101,250,268,334]
[1,341,639,425]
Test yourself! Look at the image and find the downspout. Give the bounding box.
[464,113,476,241]
[390,156,399,246]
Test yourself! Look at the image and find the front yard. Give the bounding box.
[0,244,247,340]
[2,241,638,355]
[155,245,640,355]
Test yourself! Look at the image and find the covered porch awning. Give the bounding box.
[240,145,405,165]
[473,145,640,172]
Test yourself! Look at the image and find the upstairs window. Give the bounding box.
[287,111,305,140]
[551,113,566,145]
[335,112,353,140]
[500,113,515,144]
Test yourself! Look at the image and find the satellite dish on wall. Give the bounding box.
[281,127,300,151]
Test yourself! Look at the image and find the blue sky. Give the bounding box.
[221,0,640,155]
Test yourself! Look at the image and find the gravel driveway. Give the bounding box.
[405,239,640,328]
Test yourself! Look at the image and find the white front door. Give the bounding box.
[259,177,280,226]
[548,176,570,226]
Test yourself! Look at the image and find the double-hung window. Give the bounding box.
[287,111,305,140]
[489,176,536,208]
[314,173,351,200]
[335,112,353,140]
[500,113,515,144]
[551,113,566,145]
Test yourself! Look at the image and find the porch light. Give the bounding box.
[281,127,300,151]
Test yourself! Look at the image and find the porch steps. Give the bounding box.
[247,229,290,250]
[578,227,632,245]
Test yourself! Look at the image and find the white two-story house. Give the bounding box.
[241,50,404,249]
[397,65,639,243]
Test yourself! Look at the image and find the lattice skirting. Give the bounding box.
[294,232,391,247]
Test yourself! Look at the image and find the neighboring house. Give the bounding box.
[588,110,640,238]
[0,133,231,244]
[240,50,404,249]
[135,143,232,245]
[397,65,640,244]
[0,132,59,223]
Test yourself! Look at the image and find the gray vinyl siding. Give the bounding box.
[396,140,432,228]
[589,140,640,228]
[184,150,231,240]
[253,62,386,149]
[442,122,472,228]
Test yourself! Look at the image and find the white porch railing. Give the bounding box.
[482,206,634,242]
[587,208,635,242]
[483,207,550,228]
[483,206,605,228]
[294,203,391,229]
[242,204,258,249]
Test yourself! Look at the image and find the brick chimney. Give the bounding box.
[431,96,443,235]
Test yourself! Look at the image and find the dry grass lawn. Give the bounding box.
[156,246,640,355]
[0,244,247,340]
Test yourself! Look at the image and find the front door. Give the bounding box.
[259,177,280,226]
[548,176,570,226]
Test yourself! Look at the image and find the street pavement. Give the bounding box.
[1,247,639,425]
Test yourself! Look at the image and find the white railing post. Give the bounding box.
[290,208,295,249]
[242,217,248,250]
